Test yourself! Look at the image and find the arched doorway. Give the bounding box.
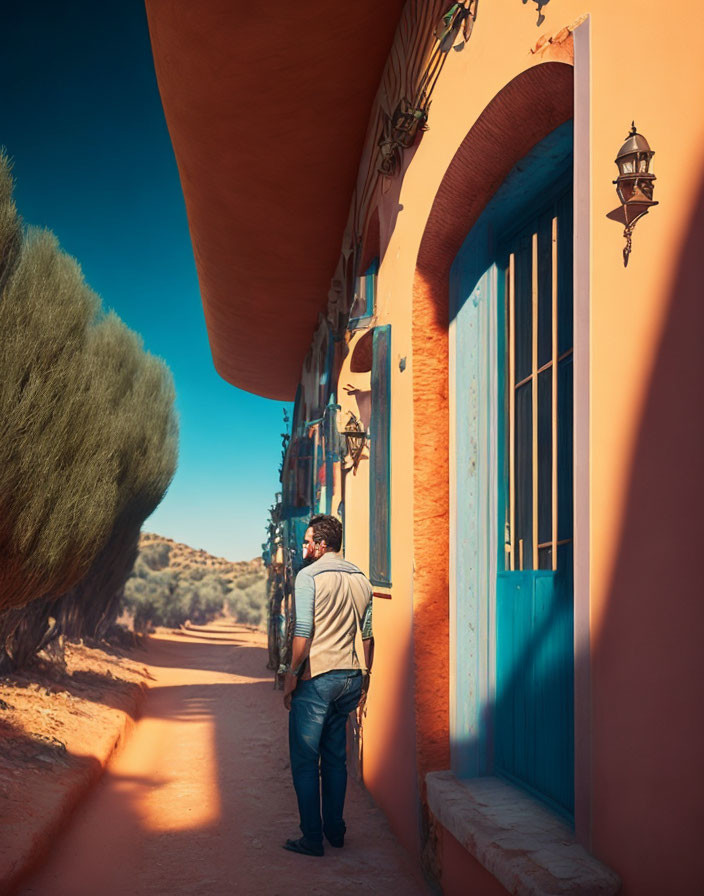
[411,60,580,818]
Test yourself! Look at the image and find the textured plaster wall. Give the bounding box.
[344,1,704,892]
[411,271,451,784]
[355,10,577,861]
[340,324,421,856]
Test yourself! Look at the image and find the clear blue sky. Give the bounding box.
[0,1,290,561]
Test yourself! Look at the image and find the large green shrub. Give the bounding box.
[52,317,178,642]
[0,153,178,665]
[122,567,225,632]
[0,227,114,612]
[141,541,172,571]
[121,548,268,633]
[53,524,142,643]
[226,578,267,627]
[0,151,21,295]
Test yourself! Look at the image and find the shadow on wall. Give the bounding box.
[591,163,704,895]
[356,634,422,858]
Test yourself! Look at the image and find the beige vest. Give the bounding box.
[303,553,373,679]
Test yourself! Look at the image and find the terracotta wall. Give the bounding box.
[337,1,704,891]
[337,332,421,854]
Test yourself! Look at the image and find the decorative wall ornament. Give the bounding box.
[324,1,470,329]
[609,123,658,266]
[378,98,429,176]
[377,1,479,176]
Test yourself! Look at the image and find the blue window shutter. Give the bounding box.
[349,258,379,327]
[370,325,391,586]
[364,257,379,318]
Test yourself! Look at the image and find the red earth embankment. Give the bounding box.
[0,639,149,892]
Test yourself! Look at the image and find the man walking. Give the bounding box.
[283,514,374,857]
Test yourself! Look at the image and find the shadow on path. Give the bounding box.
[14,623,428,896]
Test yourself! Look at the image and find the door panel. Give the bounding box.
[496,565,574,815]
[497,185,574,818]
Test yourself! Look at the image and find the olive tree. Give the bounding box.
[0,227,117,612]
[0,151,21,294]
[55,320,178,641]
[0,153,178,664]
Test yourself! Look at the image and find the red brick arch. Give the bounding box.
[410,61,575,786]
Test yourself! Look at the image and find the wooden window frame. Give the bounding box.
[349,257,379,330]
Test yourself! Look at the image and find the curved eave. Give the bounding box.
[146,1,405,400]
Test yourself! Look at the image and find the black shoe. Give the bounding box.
[324,827,345,848]
[283,837,324,857]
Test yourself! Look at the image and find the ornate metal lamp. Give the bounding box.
[341,412,368,471]
[612,123,658,266]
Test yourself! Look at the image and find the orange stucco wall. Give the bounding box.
[588,113,704,896]
[410,53,574,835]
[337,334,421,855]
[335,2,704,892]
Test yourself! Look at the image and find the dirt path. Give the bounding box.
[17,623,429,896]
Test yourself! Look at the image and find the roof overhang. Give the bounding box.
[146,1,405,400]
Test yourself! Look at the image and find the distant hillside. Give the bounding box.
[121,533,268,632]
[139,532,262,580]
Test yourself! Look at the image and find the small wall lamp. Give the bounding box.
[341,412,368,471]
[612,123,658,266]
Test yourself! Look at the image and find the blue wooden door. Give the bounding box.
[495,186,574,818]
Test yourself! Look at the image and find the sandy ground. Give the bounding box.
[15,622,429,896]
[0,637,149,890]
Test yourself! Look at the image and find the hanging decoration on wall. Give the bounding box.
[377,1,479,176]
[608,123,658,267]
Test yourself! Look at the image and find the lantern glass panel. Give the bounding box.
[620,157,635,174]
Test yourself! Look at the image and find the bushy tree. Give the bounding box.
[52,316,178,641]
[120,554,268,633]
[226,576,267,626]
[141,541,172,571]
[53,524,142,642]
[122,568,221,632]
[123,570,176,633]
[0,227,116,612]
[0,153,178,665]
[0,151,21,295]
[233,572,262,591]
[0,598,57,672]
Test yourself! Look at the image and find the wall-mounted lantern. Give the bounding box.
[612,123,658,266]
[341,412,368,471]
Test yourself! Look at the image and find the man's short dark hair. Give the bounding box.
[309,514,343,552]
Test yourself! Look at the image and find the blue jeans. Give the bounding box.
[288,669,362,845]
